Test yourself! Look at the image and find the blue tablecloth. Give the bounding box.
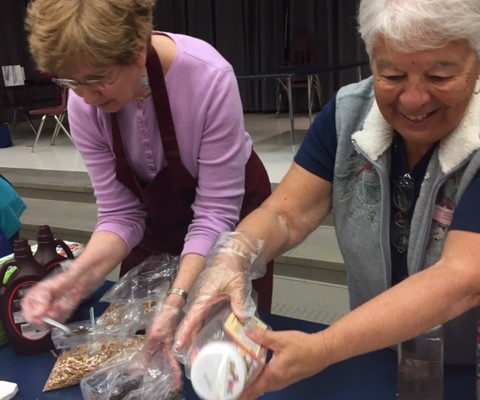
[0,283,475,399]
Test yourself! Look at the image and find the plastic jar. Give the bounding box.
[187,302,268,400]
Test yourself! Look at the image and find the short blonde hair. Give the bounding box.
[26,0,154,76]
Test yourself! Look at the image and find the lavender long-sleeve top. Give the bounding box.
[67,32,254,258]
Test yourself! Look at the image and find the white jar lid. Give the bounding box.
[191,341,247,400]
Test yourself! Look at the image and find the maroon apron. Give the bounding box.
[110,47,273,312]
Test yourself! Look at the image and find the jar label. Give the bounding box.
[224,312,267,358]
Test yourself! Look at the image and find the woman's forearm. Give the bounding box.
[235,164,333,269]
[320,232,480,367]
[164,253,205,308]
[67,230,129,287]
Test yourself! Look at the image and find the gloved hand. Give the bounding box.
[173,231,265,363]
[144,304,184,390]
[21,260,104,329]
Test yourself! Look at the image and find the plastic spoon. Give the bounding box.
[42,316,73,336]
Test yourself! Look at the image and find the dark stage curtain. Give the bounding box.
[153,0,369,112]
[0,0,37,81]
[1,0,369,113]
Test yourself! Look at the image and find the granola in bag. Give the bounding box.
[44,336,145,391]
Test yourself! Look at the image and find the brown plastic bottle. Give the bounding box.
[34,225,74,273]
[0,237,54,355]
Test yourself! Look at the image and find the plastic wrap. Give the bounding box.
[97,298,159,336]
[91,254,179,337]
[50,304,144,350]
[80,348,183,400]
[100,254,178,304]
[44,255,180,392]
[96,300,150,334]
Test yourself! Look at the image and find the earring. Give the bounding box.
[474,78,480,95]
[142,73,152,97]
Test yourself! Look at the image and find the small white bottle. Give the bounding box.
[187,302,268,400]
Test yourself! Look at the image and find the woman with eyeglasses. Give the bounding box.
[20,0,273,389]
[174,0,480,397]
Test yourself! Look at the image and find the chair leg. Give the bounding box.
[307,75,313,124]
[275,80,282,117]
[12,108,19,134]
[313,74,322,110]
[23,112,38,137]
[31,115,47,153]
[286,77,295,153]
[13,107,37,136]
[51,114,73,144]
[50,117,62,145]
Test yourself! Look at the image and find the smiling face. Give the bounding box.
[372,37,480,155]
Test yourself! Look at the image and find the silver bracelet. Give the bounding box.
[167,287,188,301]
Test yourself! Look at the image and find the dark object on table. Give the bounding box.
[0,237,54,355]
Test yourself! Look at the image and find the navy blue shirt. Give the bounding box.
[295,94,480,284]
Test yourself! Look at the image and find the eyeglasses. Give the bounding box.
[52,67,122,90]
[391,173,415,253]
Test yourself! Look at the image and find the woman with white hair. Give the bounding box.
[174,0,480,397]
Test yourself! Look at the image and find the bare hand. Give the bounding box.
[239,328,328,400]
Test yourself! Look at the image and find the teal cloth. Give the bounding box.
[0,228,13,258]
[0,178,26,240]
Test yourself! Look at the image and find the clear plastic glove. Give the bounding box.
[21,260,104,329]
[144,304,184,390]
[173,231,265,363]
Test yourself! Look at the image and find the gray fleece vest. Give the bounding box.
[332,77,480,365]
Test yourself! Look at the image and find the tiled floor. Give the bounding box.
[0,111,349,324]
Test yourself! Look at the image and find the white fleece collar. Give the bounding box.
[351,92,480,174]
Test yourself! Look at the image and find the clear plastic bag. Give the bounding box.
[51,303,145,350]
[98,298,158,335]
[49,300,146,351]
[80,346,183,400]
[43,335,145,391]
[91,254,179,338]
[100,255,178,304]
